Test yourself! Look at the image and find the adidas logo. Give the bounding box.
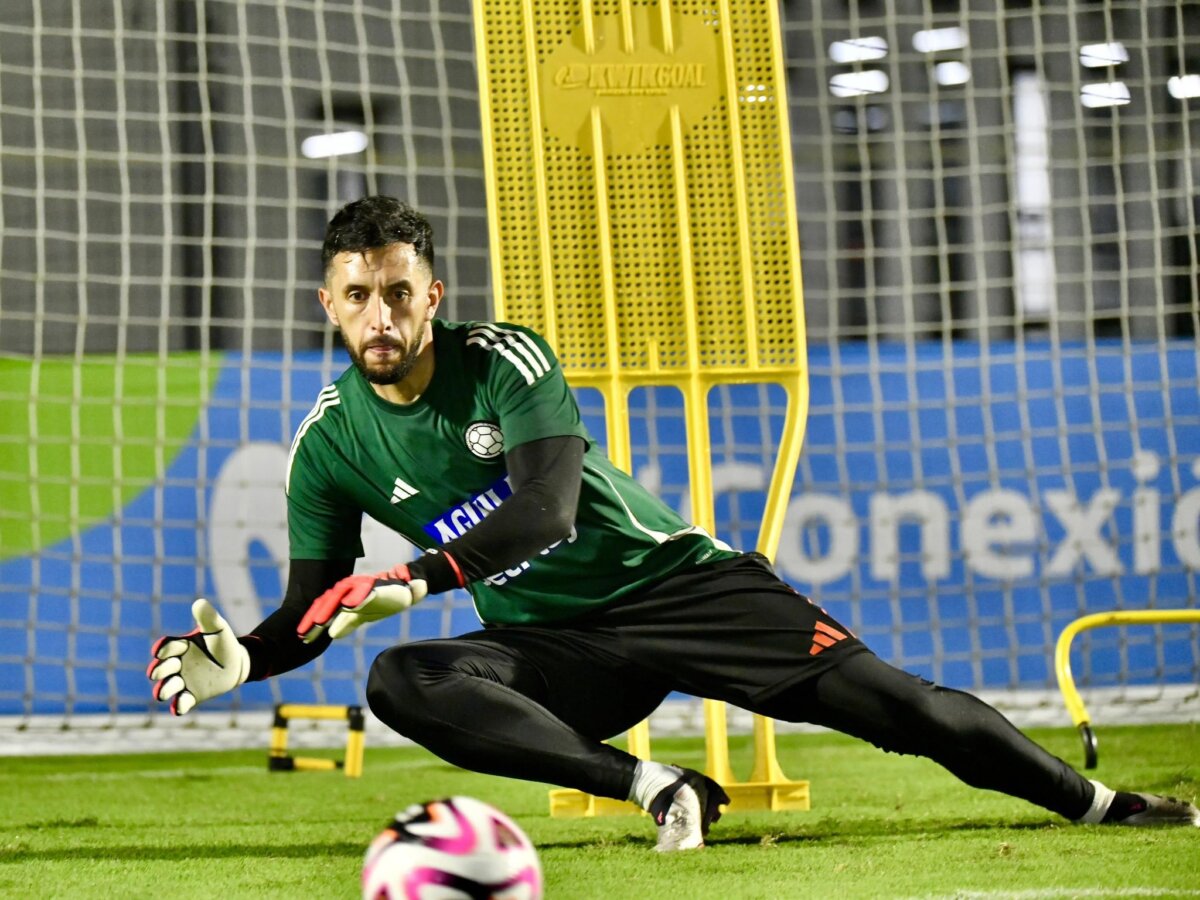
[809,620,848,656]
[390,477,419,504]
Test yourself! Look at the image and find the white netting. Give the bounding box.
[778,0,1199,699]
[1,0,1197,750]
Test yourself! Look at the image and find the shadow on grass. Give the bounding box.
[533,817,1065,851]
[2,817,1072,861]
[0,842,365,863]
[706,818,1064,847]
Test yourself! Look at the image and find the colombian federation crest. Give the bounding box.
[465,421,504,459]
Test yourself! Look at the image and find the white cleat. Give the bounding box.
[649,768,730,852]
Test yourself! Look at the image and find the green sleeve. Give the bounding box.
[285,435,364,560]
[484,323,590,450]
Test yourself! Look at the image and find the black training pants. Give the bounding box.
[365,556,1094,820]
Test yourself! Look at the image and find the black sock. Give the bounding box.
[1101,791,1148,823]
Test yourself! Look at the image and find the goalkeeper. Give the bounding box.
[148,196,1198,850]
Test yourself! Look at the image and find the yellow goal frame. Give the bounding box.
[473,0,810,814]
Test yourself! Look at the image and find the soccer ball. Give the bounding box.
[465,421,504,459]
[362,796,542,900]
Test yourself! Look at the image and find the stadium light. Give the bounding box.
[1080,81,1131,108]
[913,27,968,54]
[935,61,971,86]
[1167,74,1200,99]
[829,36,888,63]
[300,130,369,159]
[829,70,889,98]
[1012,70,1056,317]
[1079,42,1129,68]
[740,83,772,103]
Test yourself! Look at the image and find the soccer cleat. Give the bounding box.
[1102,791,1200,827]
[648,768,731,852]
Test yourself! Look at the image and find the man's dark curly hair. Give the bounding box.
[321,196,435,278]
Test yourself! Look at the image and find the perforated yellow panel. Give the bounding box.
[475,0,813,818]
[474,0,806,384]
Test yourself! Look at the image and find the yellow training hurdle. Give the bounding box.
[268,703,365,777]
[1055,609,1200,769]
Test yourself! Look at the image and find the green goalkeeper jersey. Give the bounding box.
[285,319,739,625]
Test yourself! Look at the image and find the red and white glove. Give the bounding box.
[298,564,428,644]
[147,599,250,715]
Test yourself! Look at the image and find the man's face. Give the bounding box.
[318,243,443,387]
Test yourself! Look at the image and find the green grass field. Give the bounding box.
[2,724,1198,899]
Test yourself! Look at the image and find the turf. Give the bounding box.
[2,724,1198,899]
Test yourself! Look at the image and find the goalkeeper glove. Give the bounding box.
[298,564,428,644]
[147,599,250,716]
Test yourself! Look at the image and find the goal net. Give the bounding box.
[1,0,1197,751]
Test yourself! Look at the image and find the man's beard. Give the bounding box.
[344,322,426,386]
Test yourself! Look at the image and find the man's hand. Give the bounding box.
[147,599,250,715]
[297,564,428,643]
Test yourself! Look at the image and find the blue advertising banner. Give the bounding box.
[2,340,1197,715]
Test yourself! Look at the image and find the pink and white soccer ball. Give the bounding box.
[362,796,543,900]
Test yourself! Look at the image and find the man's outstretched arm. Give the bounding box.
[244,557,356,677]
[147,557,354,713]
[409,434,585,592]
